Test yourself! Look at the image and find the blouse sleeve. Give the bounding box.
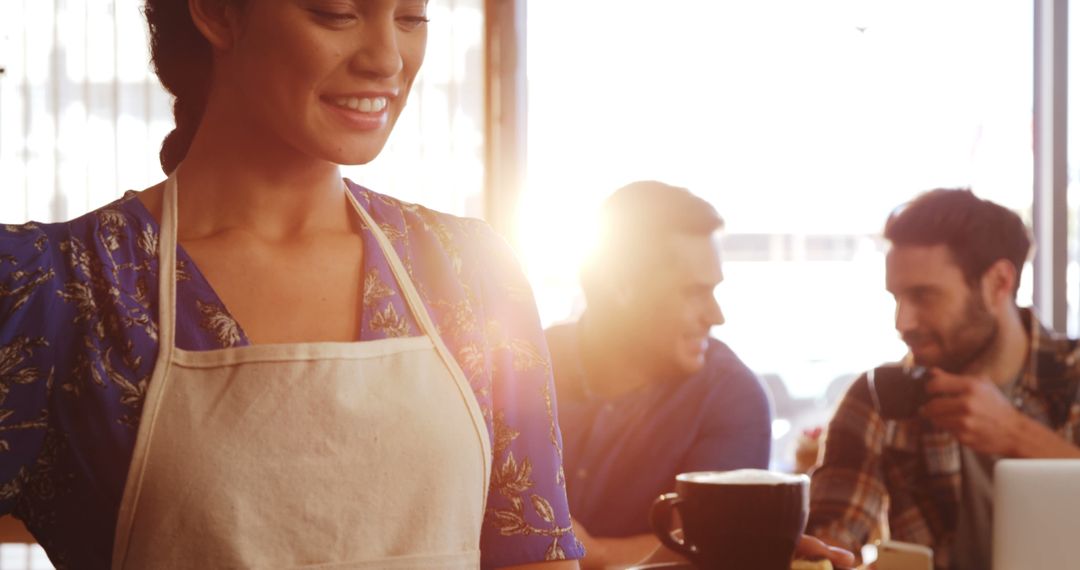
[0,223,59,515]
[467,222,585,569]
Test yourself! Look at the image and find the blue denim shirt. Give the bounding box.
[546,320,772,538]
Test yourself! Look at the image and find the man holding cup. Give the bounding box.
[808,189,1080,570]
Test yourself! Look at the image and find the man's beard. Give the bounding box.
[904,291,999,373]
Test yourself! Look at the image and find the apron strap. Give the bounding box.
[158,171,180,349]
[112,169,182,567]
[345,188,493,498]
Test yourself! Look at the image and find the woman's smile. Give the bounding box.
[320,92,396,131]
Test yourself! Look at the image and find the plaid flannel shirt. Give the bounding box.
[807,309,1080,570]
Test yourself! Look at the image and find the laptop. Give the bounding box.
[993,459,1080,570]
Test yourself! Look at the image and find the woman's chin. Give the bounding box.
[323,143,391,167]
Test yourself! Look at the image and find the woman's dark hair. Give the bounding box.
[884,188,1032,296]
[144,0,217,173]
[581,181,725,304]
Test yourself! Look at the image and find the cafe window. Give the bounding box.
[1069,0,1080,337]
[523,0,1035,471]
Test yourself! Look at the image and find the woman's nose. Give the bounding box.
[348,20,404,78]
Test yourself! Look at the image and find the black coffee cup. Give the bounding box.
[649,469,809,570]
[867,364,930,420]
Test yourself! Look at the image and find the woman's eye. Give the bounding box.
[310,10,357,23]
[397,15,430,31]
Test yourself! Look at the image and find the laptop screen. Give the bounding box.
[993,459,1080,570]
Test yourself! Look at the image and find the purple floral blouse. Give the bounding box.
[0,181,582,569]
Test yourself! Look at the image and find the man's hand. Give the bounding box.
[920,368,1080,459]
[919,368,1024,456]
[795,535,857,569]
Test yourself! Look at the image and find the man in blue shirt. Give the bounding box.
[547,181,773,568]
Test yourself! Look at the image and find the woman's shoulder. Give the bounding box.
[2,193,157,264]
[347,181,515,272]
[1,193,160,325]
[347,181,493,236]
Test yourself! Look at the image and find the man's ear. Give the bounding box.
[189,0,242,51]
[981,258,1018,309]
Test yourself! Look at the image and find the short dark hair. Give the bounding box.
[884,188,1031,295]
[581,181,723,304]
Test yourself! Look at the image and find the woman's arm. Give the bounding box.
[0,223,58,519]
[462,219,585,567]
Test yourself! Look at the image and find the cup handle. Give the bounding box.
[649,492,699,559]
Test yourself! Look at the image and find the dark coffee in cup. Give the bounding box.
[650,469,809,570]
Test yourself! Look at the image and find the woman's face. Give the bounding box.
[216,0,428,165]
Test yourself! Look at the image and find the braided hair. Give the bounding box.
[144,0,224,173]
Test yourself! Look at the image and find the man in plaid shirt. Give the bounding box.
[808,189,1080,570]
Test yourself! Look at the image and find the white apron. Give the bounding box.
[111,172,492,569]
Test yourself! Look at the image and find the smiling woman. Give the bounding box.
[0,1,581,568]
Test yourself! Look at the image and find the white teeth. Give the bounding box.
[332,96,389,113]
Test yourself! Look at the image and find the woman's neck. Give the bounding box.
[173,101,354,241]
